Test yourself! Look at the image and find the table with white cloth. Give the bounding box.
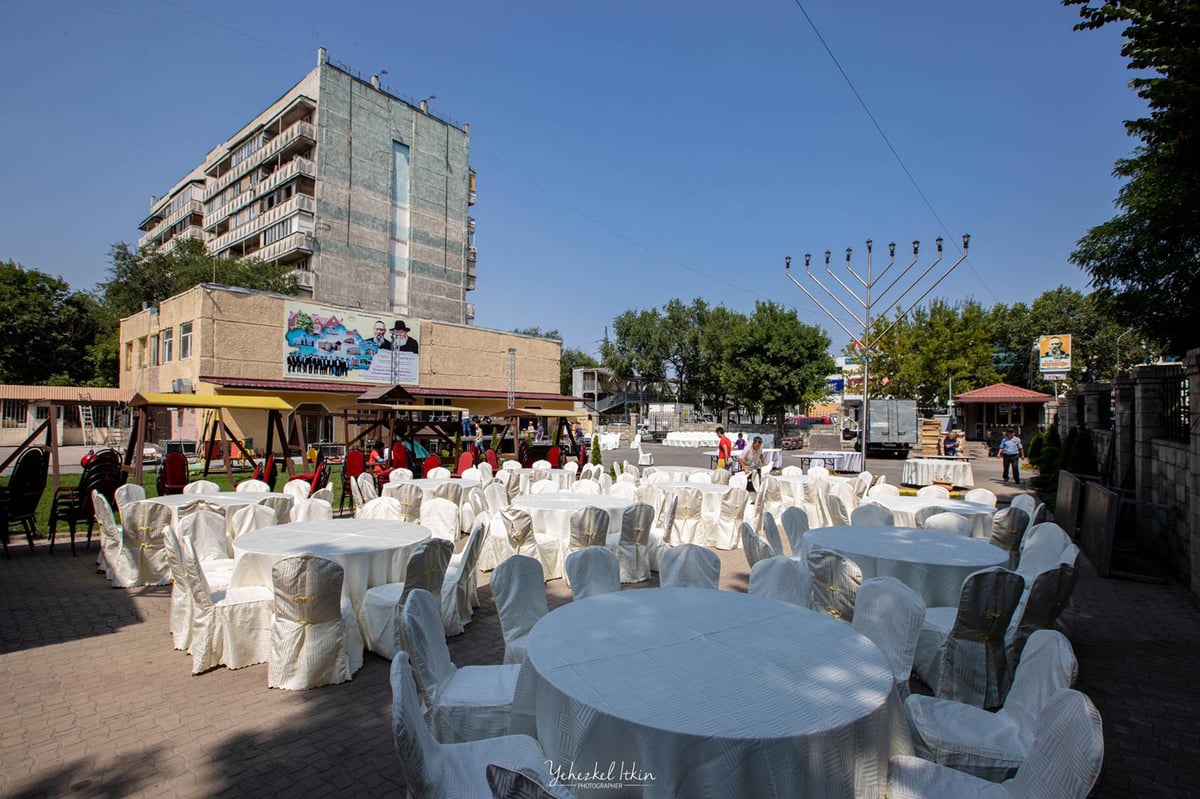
[801,525,1009,607]
[645,466,712,482]
[901,458,976,488]
[648,482,731,536]
[597,432,622,450]
[864,495,996,539]
[705,448,784,470]
[512,588,908,798]
[511,468,576,493]
[771,474,853,507]
[230,518,430,632]
[801,450,863,472]
[511,494,636,580]
[382,477,480,530]
[140,491,293,530]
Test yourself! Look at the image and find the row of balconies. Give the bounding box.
[203,120,316,202]
[208,194,315,254]
[138,199,204,249]
[256,231,313,263]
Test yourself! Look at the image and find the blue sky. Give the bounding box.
[0,1,1141,357]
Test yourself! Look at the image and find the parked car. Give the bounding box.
[141,444,163,465]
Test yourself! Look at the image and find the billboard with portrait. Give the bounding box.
[1038,334,1071,374]
[284,301,421,384]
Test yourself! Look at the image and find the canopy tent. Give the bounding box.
[125,393,294,484]
[492,407,587,461]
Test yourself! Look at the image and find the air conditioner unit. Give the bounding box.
[171,378,193,394]
[465,303,476,322]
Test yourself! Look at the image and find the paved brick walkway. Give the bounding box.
[1,446,1197,797]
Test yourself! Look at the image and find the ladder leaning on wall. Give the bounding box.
[78,393,95,447]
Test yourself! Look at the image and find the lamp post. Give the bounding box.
[785,234,971,456]
[1115,328,1134,375]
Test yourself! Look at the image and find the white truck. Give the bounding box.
[864,399,919,456]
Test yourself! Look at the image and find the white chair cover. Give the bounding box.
[964,488,998,507]
[183,479,219,495]
[388,468,415,483]
[565,547,621,600]
[780,506,810,555]
[923,511,973,536]
[807,549,863,622]
[268,554,362,690]
[686,471,713,484]
[889,689,1103,799]
[179,536,273,674]
[617,502,653,583]
[361,539,452,660]
[178,507,232,562]
[442,518,487,636]
[291,497,334,522]
[1018,523,1071,578]
[483,482,509,516]
[917,485,951,499]
[229,503,276,543]
[710,487,750,550]
[1008,563,1077,663]
[113,483,146,514]
[283,479,312,501]
[741,522,776,570]
[854,470,873,500]
[1010,493,1038,515]
[390,655,555,797]
[672,486,705,545]
[569,478,600,495]
[780,465,804,477]
[357,472,380,501]
[258,493,294,525]
[357,495,403,521]
[851,502,895,526]
[647,495,678,573]
[432,480,464,507]
[852,577,926,697]
[563,507,609,587]
[401,589,521,743]
[310,486,334,505]
[728,472,749,490]
[391,482,423,522]
[502,460,522,472]
[91,491,124,583]
[748,556,812,607]
[115,500,172,587]
[659,543,720,589]
[761,511,786,558]
[531,459,552,471]
[807,465,830,477]
[802,475,831,528]
[905,629,1077,782]
[460,466,481,481]
[459,487,487,539]
[160,525,193,651]
[609,481,638,501]
[757,476,786,521]
[991,507,1031,565]
[421,497,460,542]
[478,462,495,481]
[490,555,549,665]
[236,479,270,493]
[914,567,1025,709]
[529,479,560,495]
[826,490,854,527]
[867,483,901,498]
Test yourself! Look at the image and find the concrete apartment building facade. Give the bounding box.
[137,48,477,324]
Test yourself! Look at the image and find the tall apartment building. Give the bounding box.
[137,48,477,324]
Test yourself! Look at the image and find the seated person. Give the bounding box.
[943,432,958,456]
[368,440,389,474]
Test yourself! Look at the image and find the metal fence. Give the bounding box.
[1159,374,1191,441]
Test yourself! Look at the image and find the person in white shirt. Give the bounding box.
[997,429,1024,484]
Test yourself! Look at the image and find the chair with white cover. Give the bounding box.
[672,486,705,545]
[709,486,750,550]
[826,488,854,527]
[569,478,600,495]
[917,485,951,500]
[491,555,549,665]
[913,567,1025,709]
[867,483,901,498]
[161,525,199,651]
[183,479,219,495]
[528,479,560,495]
[442,518,488,636]
[609,481,638,501]
[459,487,487,539]
[178,506,235,586]
[904,629,1078,782]
[659,543,720,590]
[1010,493,1038,516]
[268,554,362,690]
[388,468,415,484]
[617,502,653,583]
[421,497,460,542]
[115,500,173,587]
[178,536,273,674]
[780,506,810,555]
[854,470,873,500]
[390,655,560,798]
[356,472,379,502]
[401,591,523,744]
[964,488,998,508]
[477,461,495,481]
[686,471,713,484]
[427,466,452,480]
[563,506,609,586]
[728,472,749,490]
[358,496,404,521]
[483,482,509,516]
[801,475,831,528]
[310,486,334,505]
[460,466,481,481]
[1017,523,1071,577]
[647,495,678,573]
[712,467,734,486]
[565,547,621,600]
[990,506,1032,566]
[432,480,464,510]
[634,434,654,466]
[923,512,973,536]
[748,555,812,607]
[292,497,334,522]
[283,479,312,501]
[806,549,863,622]
[756,476,786,522]
[761,511,786,557]
[851,502,895,526]
[348,471,366,513]
[113,483,146,514]
[92,491,126,583]
[889,688,1103,799]
[486,763,577,799]
[807,465,830,478]
[741,522,775,570]
[781,465,804,477]
[236,479,270,493]
[502,460,522,472]
[361,539,453,660]
[391,482,423,522]
[852,577,926,699]
[1007,562,1078,663]
[229,503,276,543]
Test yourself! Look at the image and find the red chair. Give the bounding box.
[391,441,408,471]
[309,458,329,493]
[485,449,499,470]
[339,449,365,514]
[251,453,279,491]
[422,454,442,478]
[158,451,189,495]
[452,450,475,477]
[547,446,561,468]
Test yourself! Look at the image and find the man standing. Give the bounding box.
[997,429,1024,484]
[716,426,732,469]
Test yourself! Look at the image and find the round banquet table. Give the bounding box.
[142,491,293,529]
[513,468,576,492]
[901,458,976,488]
[645,466,712,483]
[512,494,635,580]
[649,482,731,541]
[800,526,1009,607]
[230,518,430,631]
[513,588,908,798]
[865,495,996,538]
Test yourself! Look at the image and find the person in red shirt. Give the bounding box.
[716,426,732,469]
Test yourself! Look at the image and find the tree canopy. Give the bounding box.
[1063,0,1200,353]
[0,261,102,385]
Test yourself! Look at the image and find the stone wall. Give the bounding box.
[1149,439,1191,581]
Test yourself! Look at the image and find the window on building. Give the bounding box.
[125,341,133,371]
[150,335,160,366]
[180,321,193,360]
[161,328,173,363]
[138,337,147,368]
[1,399,27,427]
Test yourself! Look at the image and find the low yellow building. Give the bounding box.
[119,283,572,451]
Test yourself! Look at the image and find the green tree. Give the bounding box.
[0,261,101,385]
[601,308,670,390]
[511,326,561,340]
[724,301,835,438]
[693,305,747,422]
[559,347,599,396]
[1063,0,1200,353]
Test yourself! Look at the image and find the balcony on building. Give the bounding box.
[202,97,317,204]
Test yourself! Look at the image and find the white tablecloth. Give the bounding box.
[865,496,996,538]
[729,448,784,469]
[142,491,293,530]
[382,477,481,504]
[801,526,1009,607]
[512,494,636,580]
[803,450,863,472]
[512,468,575,492]
[514,588,907,797]
[231,518,430,631]
[901,459,976,488]
[597,433,622,450]
[647,466,712,482]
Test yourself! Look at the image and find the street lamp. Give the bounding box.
[1115,328,1134,374]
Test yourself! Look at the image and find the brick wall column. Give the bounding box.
[1112,373,1135,490]
[1081,382,1111,429]
[1186,350,1200,599]
[1132,363,1184,553]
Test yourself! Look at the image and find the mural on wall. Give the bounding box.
[284,301,421,384]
